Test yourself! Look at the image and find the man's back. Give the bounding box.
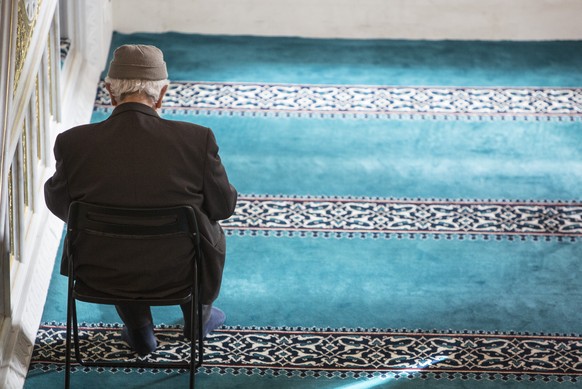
[49,102,210,214]
[45,102,237,300]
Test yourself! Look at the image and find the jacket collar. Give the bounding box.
[110,102,160,118]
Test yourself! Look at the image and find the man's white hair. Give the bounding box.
[105,76,169,104]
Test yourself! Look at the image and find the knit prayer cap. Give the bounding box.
[107,44,168,80]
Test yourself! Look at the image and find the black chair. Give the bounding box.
[64,201,204,389]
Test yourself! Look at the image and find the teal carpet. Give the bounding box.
[26,32,582,388]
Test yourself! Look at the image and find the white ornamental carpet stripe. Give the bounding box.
[94,81,582,119]
[29,324,582,382]
[221,195,582,238]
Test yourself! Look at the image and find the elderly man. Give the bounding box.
[44,44,237,355]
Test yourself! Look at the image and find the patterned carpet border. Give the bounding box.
[221,195,582,240]
[29,323,582,382]
[94,81,582,120]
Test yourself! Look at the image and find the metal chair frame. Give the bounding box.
[64,201,204,389]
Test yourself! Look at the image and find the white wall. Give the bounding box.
[112,0,582,40]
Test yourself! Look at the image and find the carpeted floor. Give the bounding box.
[26,32,582,388]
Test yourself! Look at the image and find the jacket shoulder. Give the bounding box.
[60,122,101,136]
[56,123,100,145]
[160,118,210,133]
[158,118,214,144]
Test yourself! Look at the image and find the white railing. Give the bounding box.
[0,1,111,388]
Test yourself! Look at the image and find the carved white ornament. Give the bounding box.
[24,0,38,22]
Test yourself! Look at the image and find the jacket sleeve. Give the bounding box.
[202,129,237,221]
[44,134,71,222]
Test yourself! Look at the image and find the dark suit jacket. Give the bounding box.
[44,102,237,303]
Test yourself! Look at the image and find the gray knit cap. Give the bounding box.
[107,44,168,80]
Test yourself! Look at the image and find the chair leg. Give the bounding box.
[65,290,72,388]
[197,302,204,367]
[72,298,83,365]
[189,297,196,389]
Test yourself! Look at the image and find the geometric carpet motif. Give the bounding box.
[225,195,582,239]
[94,81,582,120]
[29,324,582,383]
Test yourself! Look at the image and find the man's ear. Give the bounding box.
[155,85,168,109]
[105,83,118,106]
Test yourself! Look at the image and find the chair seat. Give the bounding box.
[73,280,193,306]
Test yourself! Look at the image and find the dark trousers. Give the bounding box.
[115,303,210,330]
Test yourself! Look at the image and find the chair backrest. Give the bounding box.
[68,201,199,238]
[66,201,201,301]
